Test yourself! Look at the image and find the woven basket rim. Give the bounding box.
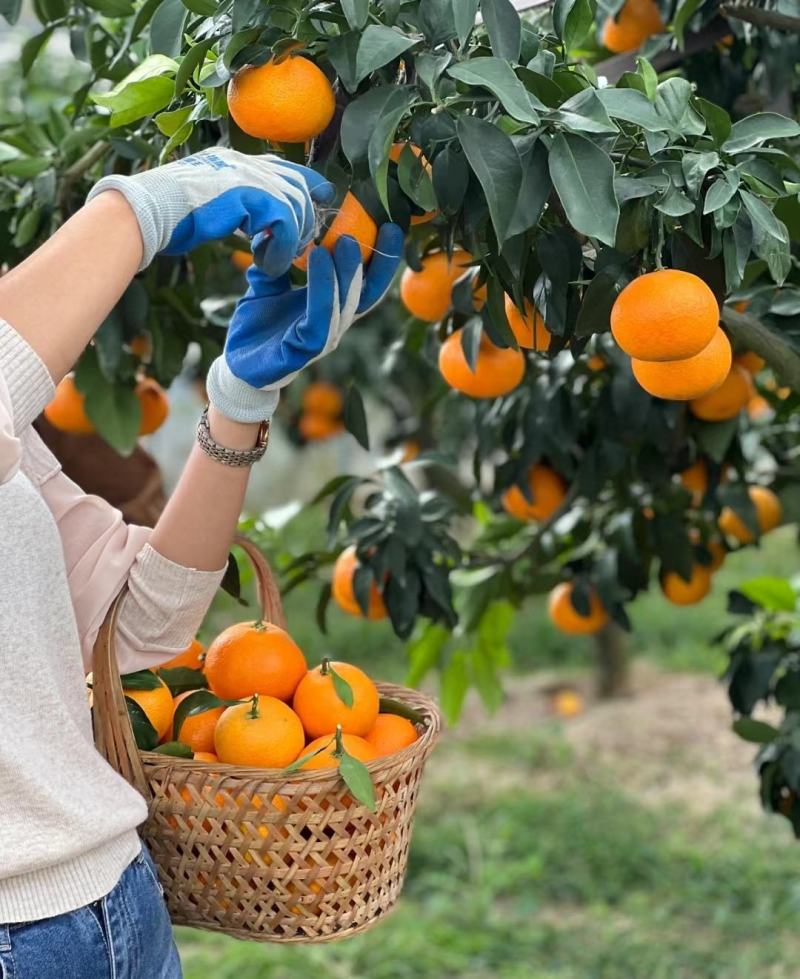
[139,681,441,784]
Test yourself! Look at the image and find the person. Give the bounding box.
[0,148,402,979]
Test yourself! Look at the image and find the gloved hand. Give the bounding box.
[206,223,404,423]
[86,148,334,273]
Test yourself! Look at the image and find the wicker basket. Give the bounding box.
[92,536,442,943]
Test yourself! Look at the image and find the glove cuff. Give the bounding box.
[206,358,280,424]
[86,171,188,270]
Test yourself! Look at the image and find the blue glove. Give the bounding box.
[206,223,404,422]
[86,148,334,274]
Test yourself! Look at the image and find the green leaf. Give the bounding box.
[672,0,703,46]
[158,666,207,696]
[327,31,360,93]
[681,151,719,197]
[0,0,23,25]
[125,697,160,750]
[480,0,521,62]
[339,750,376,811]
[595,88,665,131]
[397,145,437,211]
[21,26,55,77]
[407,622,449,686]
[723,113,800,155]
[329,666,355,708]
[343,384,370,450]
[284,737,333,773]
[703,175,739,215]
[181,0,216,13]
[654,77,704,137]
[160,122,193,160]
[367,87,416,213]
[149,0,186,58]
[553,0,595,51]
[655,184,694,217]
[548,133,619,246]
[341,85,399,165]
[447,59,540,124]
[740,191,791,284]
[507,138,550,237]
[75,352,142,455]
[121,669,163,691]
[341,0,369,29]
[453,0,479,46]
[440,650,469,724]
[354,25,417,87]
[732,717,780,744]
[83,0,134,14]
[152,741,194,757]
[172,689,240,742]
[92,63,177,128]
[155,105,192,136]
[12,206,42,247]
[694,97,731,147]
[635,57,658,101]
[456,115,523,245]
[737,577,797,613]
[175,38,215,94]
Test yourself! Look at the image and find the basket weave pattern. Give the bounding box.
[92,536,441,943]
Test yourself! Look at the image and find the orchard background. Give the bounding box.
[4,0,800,974]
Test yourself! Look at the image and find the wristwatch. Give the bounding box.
[196,405,270,467]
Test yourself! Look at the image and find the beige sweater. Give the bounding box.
[0,320,224,923]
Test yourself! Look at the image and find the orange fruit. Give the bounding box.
[389,143,437,225]
[735,351,765,374]
[44,375,95,435]
[679,460,707,506]
[294,192,378,272]
[193,751,219,763]
[124,676,174,741]
[552,689,585,718]
[587,355,606,372]
[204,621,307,702]
[136,377,169,435]
[439,331,525,399]
[129,334,151,360]
[301,381,343,417]
[501,464,567,522]
[300,733,378,769]
[631,327,732,401]
[718,485,782,544]
[299,412,345,441]
[400,439,420,463]
[231,250,254,271]
[688,363,752,421]
[364,714,418,757]
[173,691,226,754]
[548,582,609,635]
[734,299,750,313]
[159,638,205,672]
[331,545,387,620]
[293,661,380,739]
[748,395,773,420]
[504,295,551,352]
[601,0,665,53]
[661,564,712,606]
[400,250,475,322]
[611,270,719,362]
[214,695,305,767]
[227,55,335,143]
[706,539,727,572]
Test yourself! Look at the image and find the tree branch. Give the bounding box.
[722,306,800,393]
[57,141,110,211]
[719,3,800,32]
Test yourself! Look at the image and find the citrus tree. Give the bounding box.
[3,0,800,717]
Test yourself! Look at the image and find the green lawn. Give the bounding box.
[180,529,800,978]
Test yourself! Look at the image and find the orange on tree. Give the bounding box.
[689,364,752,421]
[293,191,377,272]
[172,691,225,754]
[706,539,727,572]
[748,395,773,420]
[601,0,665,53]
[214,694,305,767]
[661,564,712,606]
[129,334,151,360]
[299,412,345,441]
[718,485,782,544]
[399,250,476,323]
[501,463,567,522]
[611,269,719,361]
[586,355,607,372]
[503,295,551,352]
[159,638,204,672]
[44,375,94,434]
[300,733,378,769]
[439,330,525,399]
[293,660,380,739]
[364,713,418,757]
[631,327,732,401]
[301,381,343,417]
[231,250,254,271]
[679,460,708,506]
[331,545,387,620]
[136,377,169,435]
[227,55,335,143]
[548,582,609,635]
[204,620,307,702]
[736,351,765,374]
[124,676,174,741]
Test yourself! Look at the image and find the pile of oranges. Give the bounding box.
[45,374,169,437]
[123,620,417,771]
[298,380,345,442]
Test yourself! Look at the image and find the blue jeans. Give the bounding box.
[0,846,182,979]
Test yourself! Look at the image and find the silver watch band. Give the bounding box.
[196,406,270,467]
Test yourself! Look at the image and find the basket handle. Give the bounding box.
[92,534,286,798]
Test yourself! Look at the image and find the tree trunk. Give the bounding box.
[594,622,631,699]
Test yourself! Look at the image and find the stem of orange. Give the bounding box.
[333,723,344,758]
[320,658,331,676]
[247,693,260,719]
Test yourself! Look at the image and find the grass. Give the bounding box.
[180,530,800,978]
